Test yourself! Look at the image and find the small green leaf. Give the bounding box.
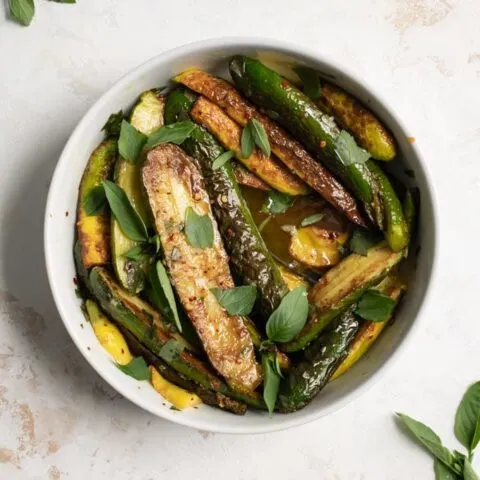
[258,216,272,232]
[334,130,370,167]
[294,66,321,100]
[159,339,185,362]
[434,458,461,480]
[149,234,161,254]
[102,111,124,137]
[273,355,284,379]
[210,285,257,316]
[123,245,148,261]
[212,150,235,170]
[300,213,325,227]
[184,207,214,249]
[262,354,280,415]
[464,459,480,480]
[249,119,271,157]
[9,0,35,26]
[455,382,480,452]
[151,261,182,333]
[471,417,480,452]
[102,180,148,242]
[349,228,380,256]
[83,185,107,216]
[118,120,147,163]
[261,190,294,215]
[116,356,151,381]
[355,290,396,322]
[146,121,196,149]
[266,287,309,343]
[241,124,255,158]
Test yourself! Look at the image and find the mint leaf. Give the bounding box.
[102,111,124,137]
[83,185,107,216]
[294,66,321,100]
[262,353,280,415]
[300,213,325,227]
[349,228,380,256]
[455,381,480,453]
[241,123,255,158]
[261,190,294,215]
[146,121,196,149]
[212,150,235,170]
[184,207,214,249]
[355,290,396,322]
[464,459,480,480]
[159,339,185,362]
[249,119,271,157]
[334,130,370,167]
[266,286,309,343]
[434,458,461,480]
[102,180,148,242]
[116,356,151,381]
[9,0,35,26]
[210,285,257,316]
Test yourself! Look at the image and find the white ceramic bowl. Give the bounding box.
[44,37,437,434]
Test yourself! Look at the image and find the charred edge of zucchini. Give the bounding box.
[232,163,271,191]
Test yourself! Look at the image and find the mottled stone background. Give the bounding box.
[1,0,479,478]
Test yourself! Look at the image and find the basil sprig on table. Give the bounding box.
[116,356,151,381]
[241,118,271,157]
[210,285,257,315]
[397,381,480,479]
[184,207,214,249]
[9,0,75,27]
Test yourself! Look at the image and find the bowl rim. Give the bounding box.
[44,36,439,434]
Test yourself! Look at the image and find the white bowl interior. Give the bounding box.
[44,38,436,434]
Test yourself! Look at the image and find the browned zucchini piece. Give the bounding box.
[190,96,308,195]
[77,139,117,268]
[175,69,366,226]
[142,143,261,393]
[232,162,271,191]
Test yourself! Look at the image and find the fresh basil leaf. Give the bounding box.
[119,120,147,163]
[241,123,255,158]
[184,207,214,249]
[434,458,461,480]
[300,213,325,227]
[396,413,459,472]
[266,286,309,343]
[464,459,480,480]
[349,228,380,256]
[116,356,150,381]
[258,216,272,232]
[355,290,396,322]
[9,0,35,26]
[294,66,321,100]
[274,355,284,379]
[102,180,148,242]
[152,261,182,333]
[149,234,161,254]
[455,382,480,452]
[472,417,480,452]
[210,285,257,316]
[262,354,280,415]
[249,119,271,157]
[102,111,124,137]
[334,130,370,167]
[212,150,235,170]
[123,245,148,261]
[159,339,185,362]
[261,190,294,215]
[83,185,107,216]
[146,121,196,149]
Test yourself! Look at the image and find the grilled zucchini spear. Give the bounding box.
[142,143,261,393]
[174,69,366,227]
[229,56,409,251]
[164,87,289,317]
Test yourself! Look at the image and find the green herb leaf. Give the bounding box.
[149,234,161,254]
[294,66,321,100]
[241,124,255,158]
[273,355,284,379]
[472,417,480,452]
[212,150,235,170]
[396,413,459,472]
[123,245,148,261]
[151,261,182,333]
[262,354,280,415]
[258,216,272,232]
[146,121,196,149]
[184,207,214,249]
[102,180,148,242]
[102,111,124,137]
[9,0,35,26]
[266,286,309,343]
[249,119,271,157]
[210,285,257,316]
[159,339,185,362]
[455,382,480,452]
[116,356,151,381]
[300,213,325,227]
[334,130,370,167]
[434,458,461,480]
[261,190,294,215]
[349,228,380,256]
[464,459,480,480]
[119,120,147,163]
[355,290,396,322]
[83,185,107,216]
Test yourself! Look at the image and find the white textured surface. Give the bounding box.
[0,1,479,478]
